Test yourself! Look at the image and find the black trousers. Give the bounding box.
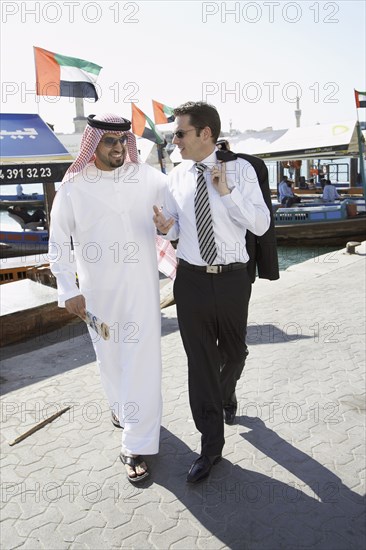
[174,264,251,456]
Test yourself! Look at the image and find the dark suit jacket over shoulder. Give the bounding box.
[216,150,279,283]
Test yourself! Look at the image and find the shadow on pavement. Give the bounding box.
[1,319,89,360]
[246,323,312,345]
[0,321,95,396]
[148,421,365,550]
[0,314,181,395]
[160,317,311,345]
[0,317,311,396]
[161,311,180,336]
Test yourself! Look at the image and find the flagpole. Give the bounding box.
[356,121,366,200]
[74,97,87,133]
[157,144,166,174]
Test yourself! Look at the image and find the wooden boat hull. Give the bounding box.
[275,216,366,245]
[0,230,49,258]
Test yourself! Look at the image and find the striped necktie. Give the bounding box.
[194,163,217,264]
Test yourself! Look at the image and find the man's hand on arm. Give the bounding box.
[153,205,175,235]
[65,295,86,319]
[211,163,230,196]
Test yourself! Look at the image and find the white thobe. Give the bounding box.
[48,162,166,455]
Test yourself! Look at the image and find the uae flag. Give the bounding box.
[34,47,102,101]
[132,104,164,144]
[152,100,175,124]
[354,90,366,108]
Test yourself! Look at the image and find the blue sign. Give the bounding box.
[0,114,73,161]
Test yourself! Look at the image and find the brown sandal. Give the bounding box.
[119,453,149,483]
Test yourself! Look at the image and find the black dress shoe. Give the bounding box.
[186,454,222,483]
[223,406,236,425]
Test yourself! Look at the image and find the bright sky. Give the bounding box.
[1,0,365,134]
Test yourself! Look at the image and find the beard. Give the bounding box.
[109,156,124,168]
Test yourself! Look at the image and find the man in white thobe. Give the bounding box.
[48,113,172,482]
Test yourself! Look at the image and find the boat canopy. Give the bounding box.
[0,113,73,184]
[170,120,361,163]
[253,120,360,161]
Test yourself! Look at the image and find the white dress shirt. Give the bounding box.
[163,149,270,265]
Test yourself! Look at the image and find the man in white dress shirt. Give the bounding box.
[49,113,169,483]
[153,101,270,483]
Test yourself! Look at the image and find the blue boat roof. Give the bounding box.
[0,113,73,163]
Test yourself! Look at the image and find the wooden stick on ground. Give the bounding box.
[8,406,71,447]
[160,280,175,309]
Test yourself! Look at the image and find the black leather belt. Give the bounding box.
[178,258,247,274]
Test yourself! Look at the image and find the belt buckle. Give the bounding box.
[206,265,221,274]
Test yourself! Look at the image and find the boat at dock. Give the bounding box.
[0,194,44,210]
[1,198,364,258]
[0,113,74,258]
[274,200,366,245]
[0,253,50,284]
[0,229,49,258]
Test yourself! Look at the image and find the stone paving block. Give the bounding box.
[97,505,134,530]
[0,518,19,549]
[74,527,123,549]
[57,498,91,525]
[130,502,177,534]
[120,531,158,549]
[149,519,200,548]
[102,517,152,548]
[14,537,46,549]
[54,510,107,543]
[23,523,71,550]
[14,507,63,538]
[170,535,202,549]
[197,537,227,550]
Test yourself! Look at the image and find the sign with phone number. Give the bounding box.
[0,162,72,184]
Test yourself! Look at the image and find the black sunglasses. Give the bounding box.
[173,128,202,139]
[100,136,128,147]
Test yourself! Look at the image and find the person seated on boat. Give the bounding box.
[15,183,31,199]
[299,178,309,189]
[8,205,47,228]
[308,178,316,190]
[322,179,340,202]
[279,176,301,207]
[16,183,24,198]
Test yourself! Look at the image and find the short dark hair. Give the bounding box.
[173,101,221,142]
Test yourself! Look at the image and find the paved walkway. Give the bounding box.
[1,243,365,550]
